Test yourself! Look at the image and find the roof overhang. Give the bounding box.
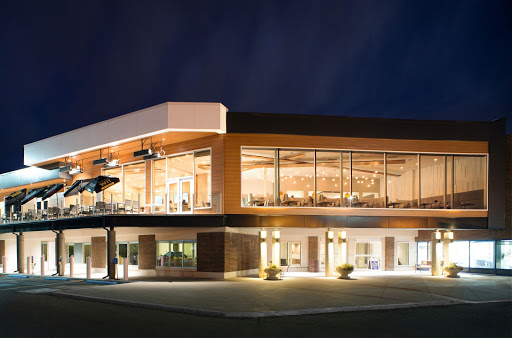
[24,102,228,166]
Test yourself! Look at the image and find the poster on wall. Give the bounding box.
[368,259,379,270]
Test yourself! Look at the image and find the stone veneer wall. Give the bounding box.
[138,234,156,269]
[416,135,512,242]
[91,236,106,268]
[197,232,259,273]
[385,237,395,271]
[308,236,319,272]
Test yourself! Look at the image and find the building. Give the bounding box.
[0,102,510,279]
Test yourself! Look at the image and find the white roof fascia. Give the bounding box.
[23,102,228,166]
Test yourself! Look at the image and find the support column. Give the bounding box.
[16,233,25,273]
[107,228,116,279]
[56,231,66,276]
[443,230,453,266]
[308,236,319,272]
[325,229,334,277]
[431,230,442,276]
[338,230,347,266]
[138,234,156,269]
[259,230,268,278]
[272,230,280,278]
[385,237,395,271]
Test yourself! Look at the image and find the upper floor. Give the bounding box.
[0,102,507,229]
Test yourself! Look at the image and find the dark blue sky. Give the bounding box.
[0,0,510,173]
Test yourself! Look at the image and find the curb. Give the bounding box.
[51,292,511,319]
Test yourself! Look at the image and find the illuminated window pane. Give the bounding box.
[194,150,211,208]
[152,158,166,213]
[168,154,193,179]
[397,242,409,265]
[351,152,385,208]
[450,241,469,267]
[387,154,418,209]
[454,156,486,209]
[241,149,275,206]
[497,240,512,269]
[470,241,494,268]
[103,167,123,203]
[420,155,445,209]
[316,151,341,207]
[124,163,145,212]
[279,150,314,207]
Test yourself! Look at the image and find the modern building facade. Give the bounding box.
[0,102,510,278]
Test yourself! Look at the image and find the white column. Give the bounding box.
[259,230,268,278]
[338,230,347,266]
[123,258,129,281]
[70,255,74,278]
[431,230,442,276]
[86,256,91,279]
[26,257,31,275]
[41,256,45,275]
[2,256,6,273]
[443,231,453,266]
[325,230,334,277]
[272,230,281,278]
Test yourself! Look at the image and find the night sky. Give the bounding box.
[0,0,510,173]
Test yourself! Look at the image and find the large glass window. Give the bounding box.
[417,242,430,264]
[194,150,211,208]
[103,167,123,203]
[454,156,487,209]
[420,155,445,209]
[156,240,197,268]
[450,241,469,267]
[470,241,494,268]
[124,163,145,213]
[279,150,314,207]
[351,152,385,208]
[355,241,381,269]
[168,154,193,179]
[241,149,275,206]
[316,151,342,207]
[387,154,418,208]
[497,240,512,270]
[152,159,166,213]
[240,148,487,210]
[397,242,410,265]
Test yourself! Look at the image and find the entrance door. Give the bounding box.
[167,178,193,214]
[288,243,301,266]
[355,240,381,269]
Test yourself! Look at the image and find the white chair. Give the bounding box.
[124,199,132,213]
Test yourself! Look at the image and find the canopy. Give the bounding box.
[63,179,93,197]
[83,176,120,194]
[41,184,64,201]
[4,188,27,207]
[21,186,48,205]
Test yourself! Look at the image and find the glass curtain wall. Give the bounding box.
[279,150,314,207]
[153,159,166,213]
[124,163,145,212]
[497,241,512,269]
[194,150,211,208]
[420,155,445,208]
[241,149,275,206]
[454,156,487,209]
[240,148,487,209]
[351,152,385,207]
[470,241,494,268]
[103,167,123,203]
[316,151,342,207]
[417,242,430,264]
[168,154,193,178]
[450,241,470,267]
[387,154,418,208]
[155,240,197,268]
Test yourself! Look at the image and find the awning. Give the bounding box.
[4,188,27,207]
[83,176,120,194]
[21,186,49,205]
[63,179,93,197]
[41,184,64,201]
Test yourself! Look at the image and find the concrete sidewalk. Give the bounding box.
[53,271,512,317]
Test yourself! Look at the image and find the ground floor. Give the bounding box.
[0,226,510,278]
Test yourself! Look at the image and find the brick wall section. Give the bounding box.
[91,236,106,268]
[0,240,4,260]
[308,236,319,272]
[197,232,259,273]
[385,237,395,271]
[138,234,156,270]
[417,135,512,242]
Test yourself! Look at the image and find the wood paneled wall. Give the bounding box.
[224,133,488,217]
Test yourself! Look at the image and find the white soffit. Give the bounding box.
[24,102,228,166]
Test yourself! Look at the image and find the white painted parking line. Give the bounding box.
[20,288,58,294]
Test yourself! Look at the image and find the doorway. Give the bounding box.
[167,178,193,214]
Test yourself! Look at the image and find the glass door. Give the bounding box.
[167,178,193,214]
[288,243,301,266]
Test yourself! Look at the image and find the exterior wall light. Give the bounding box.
[338,230,347,243]
[260,230,267,239]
